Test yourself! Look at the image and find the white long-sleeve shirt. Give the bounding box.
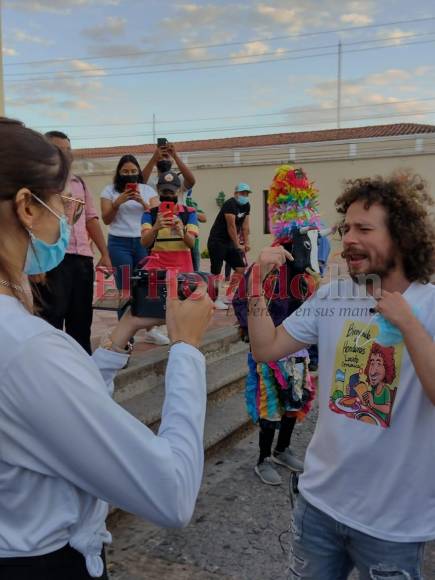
[0,295,206,577]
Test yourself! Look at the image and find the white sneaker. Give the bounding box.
[143,328,170,345]
[214,299,229,310]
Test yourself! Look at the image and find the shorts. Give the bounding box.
[207,239,246,275]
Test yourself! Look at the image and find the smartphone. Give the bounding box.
[126,183,138,193]
[157,137,168,147]
[160,200,175,218]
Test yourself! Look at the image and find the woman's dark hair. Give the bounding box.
[335,172,435,283]
[0,117,71,301]
[0,117,70,201]
[113,154,144,192]
[45,130,70,141]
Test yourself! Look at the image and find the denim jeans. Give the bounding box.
[107,234,148,291]
[289,494,425,580]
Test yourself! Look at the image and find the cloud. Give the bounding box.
[82,16,127,41]
[377,28,415,46]
[6,73,104,112]
[59,99,94,110]
[257,5,301,30]
[13,28,54,45]
[70,60,106,76]
[365,69,411,86]
[297,65,435,127]
[6,95,56,107]
[340,13,372,25]
[2,47,18,56]
[230,41,270,62]
[5,0,121,14]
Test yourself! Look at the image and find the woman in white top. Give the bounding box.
[100,155,168,344]
[0,117,213,579]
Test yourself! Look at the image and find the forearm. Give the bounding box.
[173,153,195,188]
[227,224,240,247]
[86,218,109,257]
[157,343,206,526]
[183,232,195,249]
[141,228,158,247]
[102,206,118,225]
[142,156,156,183]
[247,295,279,359]
[241,225,250,244]
[91,347,129,396]
[403,318,435,405]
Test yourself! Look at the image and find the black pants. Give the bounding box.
[207,239,246,275]
[258,416,296,464]
[32,254,94,355]
[0,544,108,580]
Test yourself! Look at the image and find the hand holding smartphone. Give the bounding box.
[160,200,175,218]
[157,137,168,148]
[126,182,139,193]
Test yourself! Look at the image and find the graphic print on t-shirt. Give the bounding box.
[329,320,404,428]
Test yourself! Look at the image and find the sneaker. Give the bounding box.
[214,298,229,310]
[143,328,170,346]
[254,458,282,485]
[272,448,304,472]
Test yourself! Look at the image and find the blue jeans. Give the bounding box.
[107,235,148,292]
[289,495,425,579]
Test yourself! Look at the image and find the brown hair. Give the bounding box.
[335,172,435,283]
[0,117,71,301]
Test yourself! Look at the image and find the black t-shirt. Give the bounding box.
[208,198,251,244]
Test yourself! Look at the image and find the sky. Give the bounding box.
[1,0,435,149]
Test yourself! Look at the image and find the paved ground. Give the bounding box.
[106,404,435,579]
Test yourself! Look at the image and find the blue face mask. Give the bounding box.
[372,314,403,347]
[356,306,421,348]
[373,306,421,347]
[237,195,249,205]
[24,195,71,275]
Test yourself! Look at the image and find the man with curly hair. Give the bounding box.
[247,173,435,579]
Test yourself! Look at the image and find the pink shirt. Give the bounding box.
[66,175,99,257]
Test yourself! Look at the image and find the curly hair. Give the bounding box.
[335,172,435,283]
[364,343,396,385]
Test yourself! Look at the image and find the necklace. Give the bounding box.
[0,279,23,293]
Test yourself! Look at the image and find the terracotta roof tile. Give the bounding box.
[74,123,435,159]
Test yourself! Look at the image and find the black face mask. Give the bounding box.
[159,193,177,202]
[157,160,172,173]
[118,174,139,190]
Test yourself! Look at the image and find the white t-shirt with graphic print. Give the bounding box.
[283,279,435,543]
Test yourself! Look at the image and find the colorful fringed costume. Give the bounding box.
[233,165,321,479]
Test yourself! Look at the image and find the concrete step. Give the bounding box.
[117,348,249,430]
[114,326,247,404]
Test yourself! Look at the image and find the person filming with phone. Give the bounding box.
[100,155,169,345]
[0,117,214,579]
[142,138,196,200]
[141,171,198,272]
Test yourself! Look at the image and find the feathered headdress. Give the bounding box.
[268,164,321,243]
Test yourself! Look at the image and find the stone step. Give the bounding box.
[117,348,249,429]
[114,326,247,404]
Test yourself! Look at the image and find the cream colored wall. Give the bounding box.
[78,152,435,260]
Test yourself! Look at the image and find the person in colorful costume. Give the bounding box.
[234,165,320,485]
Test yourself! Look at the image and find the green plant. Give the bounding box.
[216,191,226,208]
